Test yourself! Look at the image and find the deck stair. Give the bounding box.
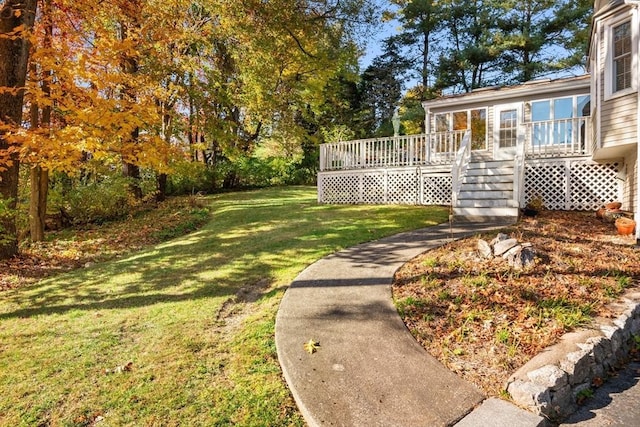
[453,159,520,219]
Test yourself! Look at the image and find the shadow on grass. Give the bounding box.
[1,187,446,320]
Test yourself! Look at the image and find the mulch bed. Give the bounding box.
[392,210,640,396]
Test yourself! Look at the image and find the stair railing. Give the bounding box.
[513,135,526,208]
[451,130,471,209]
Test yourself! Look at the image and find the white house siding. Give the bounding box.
[623,147,638,211]
[594,2,639,151]
[600,93,638,148]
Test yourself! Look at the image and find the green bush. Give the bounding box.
[46,173,158,225]
[62,176,132,224]
[166,160,217,196]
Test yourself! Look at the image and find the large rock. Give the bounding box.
[493,238,519,256]
[477,239,493,259]
[490,233,510,246]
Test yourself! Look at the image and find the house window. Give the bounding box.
[434,109,487,150]
[530,95,590,149]
[613,21,632,93]
[435,113,449,132]
[499,109,518,148]
[470,109,487,150]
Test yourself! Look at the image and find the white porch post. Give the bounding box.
[424,107,432,163]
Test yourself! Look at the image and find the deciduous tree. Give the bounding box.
[0,0,37,257]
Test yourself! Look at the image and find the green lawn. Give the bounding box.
[0,186,447,426]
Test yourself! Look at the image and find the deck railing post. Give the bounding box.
[409,136,414,166]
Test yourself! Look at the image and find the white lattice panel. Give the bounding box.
[569,162,620,210]
[362,173,385,204]
[387,171,419,204]
[422,174,451,205]
[525,163,567,210]
[319,159,622,211]
[319,174,360,204]
[525,160,622,210]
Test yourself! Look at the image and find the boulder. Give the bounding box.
[477,239,493,259]
[493,238,519,256]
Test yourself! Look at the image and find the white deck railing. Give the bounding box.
[525,117,592,157]
[319,131,466,171]
[320,119,593,171]
[451,131,471,208]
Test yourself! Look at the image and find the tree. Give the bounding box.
[496,0,592,83]
[0,0,38,258]
[389,0,444,95]
[28,0,53,242]
[359,36,413,136]
[0,0,380,248]
[434,0,503,93]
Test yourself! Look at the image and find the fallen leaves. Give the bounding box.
[0,196,209,292]
[104,361,133,375]
[304,339,320,354]
[393,211,640,396]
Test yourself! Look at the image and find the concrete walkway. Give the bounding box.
[275,221,547,427]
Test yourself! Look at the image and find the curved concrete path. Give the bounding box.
[276,220,545,427]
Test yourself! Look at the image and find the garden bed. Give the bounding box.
[393,211,640,397]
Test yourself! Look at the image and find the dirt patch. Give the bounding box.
[392,210,640,396]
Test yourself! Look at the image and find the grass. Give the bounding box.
[0,186,447,426]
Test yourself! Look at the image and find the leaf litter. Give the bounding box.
[393,210,640,396]
[0,195,210,292]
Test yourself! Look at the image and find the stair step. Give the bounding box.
[456,199,520,208]
[467,160,514,170]
[461,175,514,185]
[459,190,513,200]
[454,206,520,218]
[465,167,513,177]
[459,182,513,191]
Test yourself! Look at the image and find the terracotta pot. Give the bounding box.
[615,217,636,236]
[605,202,622,210]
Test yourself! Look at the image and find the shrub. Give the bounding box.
[166,160,218,196]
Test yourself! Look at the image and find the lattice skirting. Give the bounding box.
[318,159,623,210]
[524,159,622,211]
[318,168,452,205]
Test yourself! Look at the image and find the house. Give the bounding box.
[317,0,639,244]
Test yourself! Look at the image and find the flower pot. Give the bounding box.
[615,217,636,236]
[603,209,622,223]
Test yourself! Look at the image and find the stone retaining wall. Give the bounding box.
[506,289,640,422]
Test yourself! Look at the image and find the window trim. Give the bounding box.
[604,12,638,100]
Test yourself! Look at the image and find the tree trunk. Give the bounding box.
[119,4,143,200]
[156,173,167,202]
[29,166,48,241]
[0,0,38,259]
[29,0,52,242]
